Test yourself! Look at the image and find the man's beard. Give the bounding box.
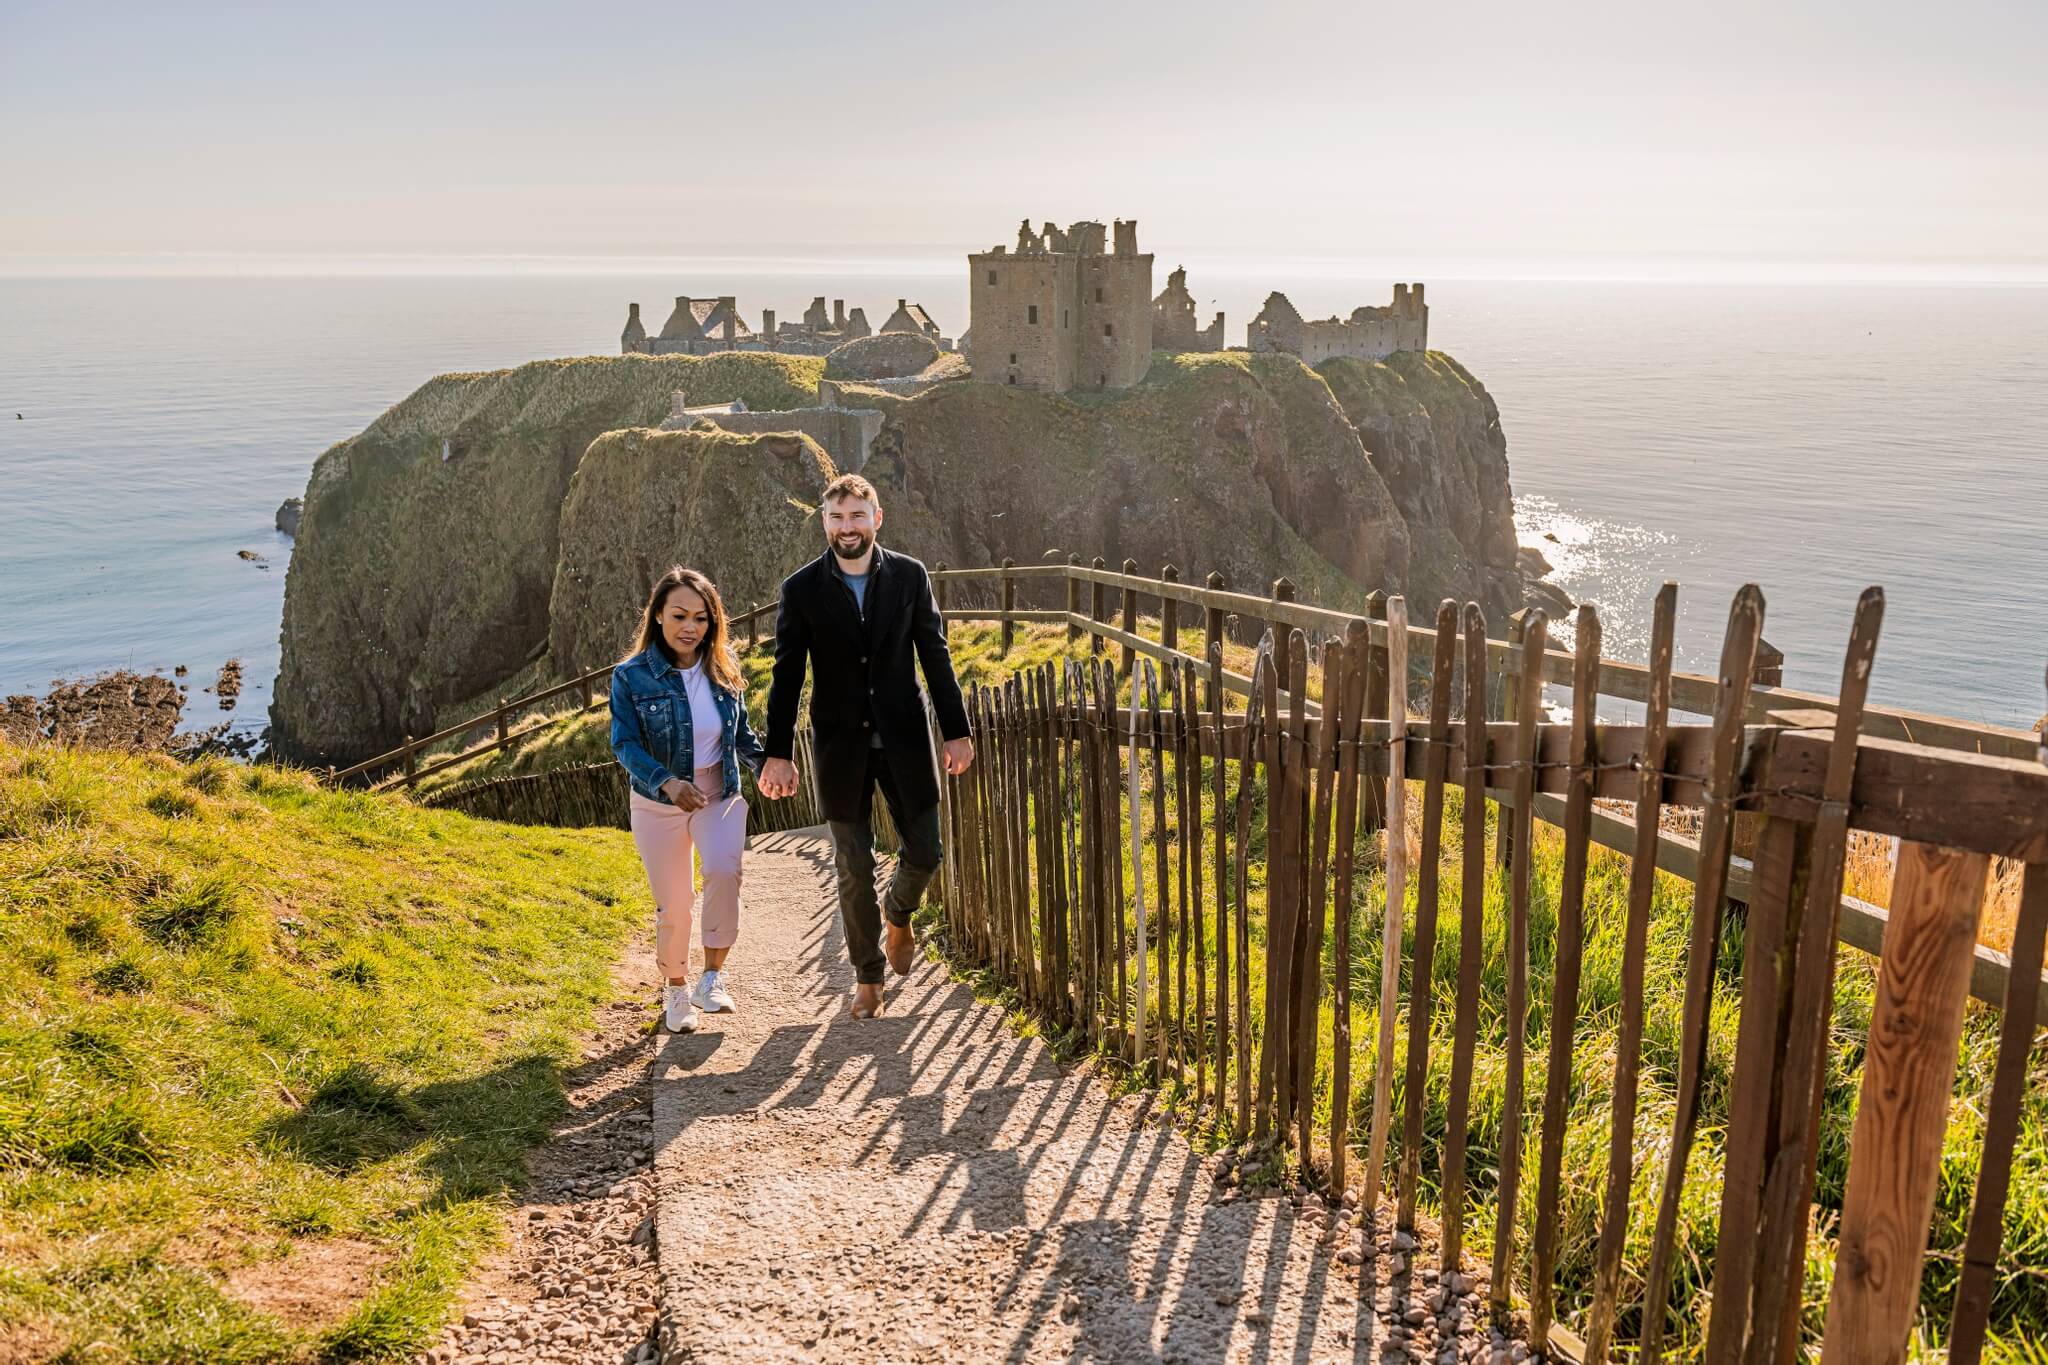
[831,530,873,562]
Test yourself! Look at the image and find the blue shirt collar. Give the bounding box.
[640,642,678,678]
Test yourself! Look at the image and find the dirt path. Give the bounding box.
[649,827,1510,1365]
[418,943,666,1365]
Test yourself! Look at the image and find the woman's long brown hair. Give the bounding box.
[623,566,745,694]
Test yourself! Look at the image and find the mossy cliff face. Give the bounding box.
[546,428,836,674]
[273,353,821,763]
[856,352,1400,610]
[860,349,1520,615]
[1316,351,1521,610]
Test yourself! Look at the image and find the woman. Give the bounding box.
[610,567,765,1033]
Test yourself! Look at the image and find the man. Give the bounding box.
[758,473,973,1018]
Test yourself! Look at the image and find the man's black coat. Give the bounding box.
[764,545,970,822]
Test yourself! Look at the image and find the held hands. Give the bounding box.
[757,757,800,801]
[659,775,709,811]
[942,736,975,776]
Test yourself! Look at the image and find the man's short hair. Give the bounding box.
[822,473,879,506]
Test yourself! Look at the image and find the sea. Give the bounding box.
[2,256,2044,744]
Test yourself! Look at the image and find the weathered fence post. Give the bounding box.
[1730,637,1786,889]
[1160,564,1179,657]
[934,564,949,646]
[1362,589,1389,835]
[1821,840,1991,1363]
[495,701,510,748]
[1271,578,1295,701]
[1090,557,1107,655]
[1120,558,1139,677]
[1000,558,1016,657]
[402,734,418,788]
[1066,553,1082,643]
[578,670,593,710]
[1496,608,1530,870]
[1204,572,1226,678]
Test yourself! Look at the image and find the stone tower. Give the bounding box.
[967,218,1153,392]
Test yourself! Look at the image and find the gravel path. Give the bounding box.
[649,826,1517,1364]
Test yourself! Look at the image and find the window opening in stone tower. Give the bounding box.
[1028,304,1038,324]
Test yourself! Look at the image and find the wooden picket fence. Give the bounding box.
[323,605,778,791]
[930,565,2048,1363]
[420,727,872,844]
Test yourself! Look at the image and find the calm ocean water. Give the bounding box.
[2,263,2043,740]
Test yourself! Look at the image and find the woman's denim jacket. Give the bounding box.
[609,645,765,805]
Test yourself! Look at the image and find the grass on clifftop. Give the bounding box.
[0,744,648,1362]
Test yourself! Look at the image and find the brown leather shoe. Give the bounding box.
[883,921,916,977]
[850,983,885,1018]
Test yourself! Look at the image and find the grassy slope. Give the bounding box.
[0,745,649,1362]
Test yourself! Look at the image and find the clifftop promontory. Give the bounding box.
[273,347,1522,765]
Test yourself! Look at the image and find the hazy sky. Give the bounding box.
[4,0,2043,266]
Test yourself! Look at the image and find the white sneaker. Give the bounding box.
[663,983,699,1033]
[692,969,735,1015]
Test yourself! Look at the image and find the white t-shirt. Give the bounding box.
[679,658,724,770]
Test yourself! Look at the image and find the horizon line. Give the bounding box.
[3,249,2047,286]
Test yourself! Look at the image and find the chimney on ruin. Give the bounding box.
[1411,283,1426,313]
[1114,219,1138,256]
[833,299,846,328]
[763,309,776,342]
[622,302,647,353]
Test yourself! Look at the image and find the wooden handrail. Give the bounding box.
[330,560,2041,787]
[329,601,779,785]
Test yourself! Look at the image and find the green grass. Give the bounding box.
[0,743,650,1361]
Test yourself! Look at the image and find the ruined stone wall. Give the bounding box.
[969,251,1079,391]
[660,404,883,473]
[1249,285,1427,362]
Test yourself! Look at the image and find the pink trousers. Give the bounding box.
[628,766,747,980]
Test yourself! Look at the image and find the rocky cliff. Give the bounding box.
[1315,350,1522,611]
[547,428,836,674]
[274,348,1520,763]
[272,353,821,763]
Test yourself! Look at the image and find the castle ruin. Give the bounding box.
[1151,266,1225,354]
[622,294,949,357]
[1246,284,1428,363]
[660,386,885,473]
[967,219,1153,392]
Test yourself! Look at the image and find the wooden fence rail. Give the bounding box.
[931,575,2048,1362]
